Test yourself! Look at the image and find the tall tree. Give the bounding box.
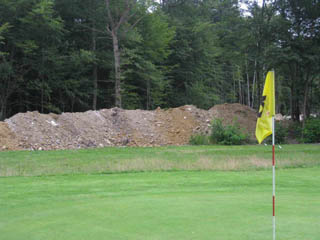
[121,9,175,109]
[105,0,143,108]
[273,0,320,122]
[56,0,112,110]
[19,0,64,113]
[243,1,276,109]
[0,22,12,120]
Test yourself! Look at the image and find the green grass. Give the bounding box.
[0,144,319,239]
[0,169,319,240]
[0,144,319,176]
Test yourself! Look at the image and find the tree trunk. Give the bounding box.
[308,83,313,118]
[238,77,242,104]
[289,67,294,120]
[111,31,122,108]
[246,58,250,107]
[105,0,138,108]
[293,98,300,122]
[302,72,311,130]
[291,82,300,122]
[290,80,294,120]
[290,84,300,121]
[0,99,7,121]
[256,70,261,111]
[251,59,257,108]
[92,27,98,110]
[93,64,98,110]
[290,64,301,122]
[233,76,236,102]
[41,79,44,113]
[146,78,151,110]
[302,83,309,129]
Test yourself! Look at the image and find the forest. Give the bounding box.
[0,0,319,122]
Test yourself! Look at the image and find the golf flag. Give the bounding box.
[256,71,275,144]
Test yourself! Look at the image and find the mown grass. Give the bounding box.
[0,144,319,176]
[0,168,319,240]
[0,145,319,239]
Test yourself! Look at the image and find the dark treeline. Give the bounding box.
[0,0,319,122]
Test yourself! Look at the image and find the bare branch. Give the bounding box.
[105,0,115,28]
[115,0,131,31]
[106,24,112,34]
[78,23,108,35]
[124,16,143,34]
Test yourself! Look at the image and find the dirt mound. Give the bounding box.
[0,122,21,151]
[155,106,200,145]
[209,103,257,138]
[2,104,258,150]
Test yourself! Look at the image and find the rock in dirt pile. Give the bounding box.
[1,103,257,151]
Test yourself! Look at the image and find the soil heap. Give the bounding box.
[0,122,21,151]
[1,103,257,151]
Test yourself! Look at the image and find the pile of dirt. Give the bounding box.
[209,103,258,139]
[154,106,202,145]
[1,103,258,151]
[0,122,21,151]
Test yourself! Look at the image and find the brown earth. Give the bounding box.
[0,122,21,151]
[208,103,258,139]
[0,103,258,151]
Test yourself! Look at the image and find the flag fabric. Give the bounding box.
[256,71,275,144]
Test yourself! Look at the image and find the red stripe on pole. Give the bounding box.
[273,196,275,216]
[272,145,275,166]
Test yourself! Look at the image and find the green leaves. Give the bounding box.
[0,22,11,57]
[0,22,10,44]
[210,118,250,145]
[302,118,320,143]
[0,0,319,123]
[120,9,175,109]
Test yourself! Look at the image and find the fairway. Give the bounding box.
[0,145,320,239]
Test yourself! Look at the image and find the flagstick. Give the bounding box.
[272,116,276,240]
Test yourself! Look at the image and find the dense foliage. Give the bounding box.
[209,118,250,145]
[302,118,320,143]
[265,121,288,144]
[189,134,210,145]
[0,0,319,126]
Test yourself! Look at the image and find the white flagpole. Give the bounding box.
[272,116,276,240]
[272,70,276,240]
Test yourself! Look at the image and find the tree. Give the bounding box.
[273,0,320,122]
[121,9,175,109]
[0,22,12,120]
[55,0,112,110]
[242,1,276,109]
[1,0,320,121]
[18,0,64,113]
[162,0,245,109]
[105,0,143,108]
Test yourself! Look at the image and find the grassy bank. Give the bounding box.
[0,144,319,177]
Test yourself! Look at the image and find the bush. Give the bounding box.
[287,121,302,140]
[302,118,320,143]
[189,135,210,145]
[210,119,250,145]
[265,121,288,144]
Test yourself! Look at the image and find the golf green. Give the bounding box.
[0,168,319,240]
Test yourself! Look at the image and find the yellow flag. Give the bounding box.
[256,71,275,144]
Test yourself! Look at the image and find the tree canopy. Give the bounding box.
[0,0,319,122]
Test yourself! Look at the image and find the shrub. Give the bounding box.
[265,121,288,144]
[210,118,250,145]
[287,121,302,140]
[189,135,210,145]
[302,118,320,143]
